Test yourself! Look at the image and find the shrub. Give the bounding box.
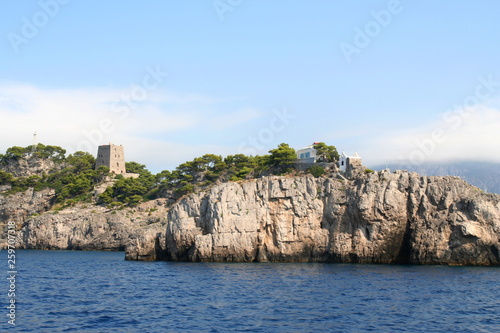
[308,165,325,178]
[0,171,13,184]
[175,182,195,196]
[125,195,143,207]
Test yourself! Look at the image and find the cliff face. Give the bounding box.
[11,199,168,260]
[158,170,500,265]
[3,169,499,265]
[0,188,55,223]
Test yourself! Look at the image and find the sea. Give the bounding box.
[1,250,499,333]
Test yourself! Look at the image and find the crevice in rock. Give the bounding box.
[394,219,413,264]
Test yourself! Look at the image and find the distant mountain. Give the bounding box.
[369,161,500,195]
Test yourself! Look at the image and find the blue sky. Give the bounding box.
[1,0,500,172]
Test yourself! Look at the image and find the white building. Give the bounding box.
[296,144,318,163]
[339,151,361,172]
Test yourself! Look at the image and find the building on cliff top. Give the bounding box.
[95,143,139,178]
[296,144,319,163]
[339,151,363,176]
[296,144,363,177]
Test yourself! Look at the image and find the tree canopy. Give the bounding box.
[1,141,341,207]
[313,142,339,163]
[2,144,66,161]
[268,143,296,166]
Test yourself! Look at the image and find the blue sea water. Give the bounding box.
[1,250,499,332]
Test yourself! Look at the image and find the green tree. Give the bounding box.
[202,154,226,172]
[93,166,111,182]
[2,144,67,161]
[224,154,257,181]
[313,142,339,163]
[156,170,173,183]
[125,195,143,207]
[125,161,156,197]
[0,171,13,184]
[67,151,96,172]
[58,175,93,202]
[32,144,66,161]
[225,154,257,169]
[4,146,27,160]
[98,187,114,204]
[156,169,177,188]
[125,162,148,175]
[176,160,202,177]
[175,181,195,196]
[254,155,271,171]
[201,154,226,183]
[268,143,296,167]
[111,178,148,203]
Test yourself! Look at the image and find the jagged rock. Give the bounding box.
[1,156,65,177]
[0,188,56,248]
[165,177,328,262]
[124,227,167,261]
[160,171,500,265]
[0,188,55,225]
[10,199,169,253]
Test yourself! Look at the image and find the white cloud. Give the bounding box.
[0,83,262,172]
[361,105,500,165]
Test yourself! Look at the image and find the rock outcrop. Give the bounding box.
[10,199,168,260]
[152,170,500,265]
[0,188,55,223]
[1,156,65,177]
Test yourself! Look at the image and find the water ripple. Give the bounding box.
[1,251,499,332]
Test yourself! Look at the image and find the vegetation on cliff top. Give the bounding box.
[0,142,339,208]
[0,150,109,204]
[0,144,66,162]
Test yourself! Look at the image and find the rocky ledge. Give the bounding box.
[135,170,499,265]
[1,198,168,261]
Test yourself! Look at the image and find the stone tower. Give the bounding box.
[95,143,126,174]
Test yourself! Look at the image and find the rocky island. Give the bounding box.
[1,143,499,266]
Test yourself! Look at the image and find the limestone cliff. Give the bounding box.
[4,199,168,260]
[0,188,55,223]
[149,170,499,265]
[2,169,499,265]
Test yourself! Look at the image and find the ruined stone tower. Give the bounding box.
[95,143,126,174]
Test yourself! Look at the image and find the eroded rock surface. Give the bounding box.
[161,171,500,265]
[2,170,499,265]
[11,199,168,258]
